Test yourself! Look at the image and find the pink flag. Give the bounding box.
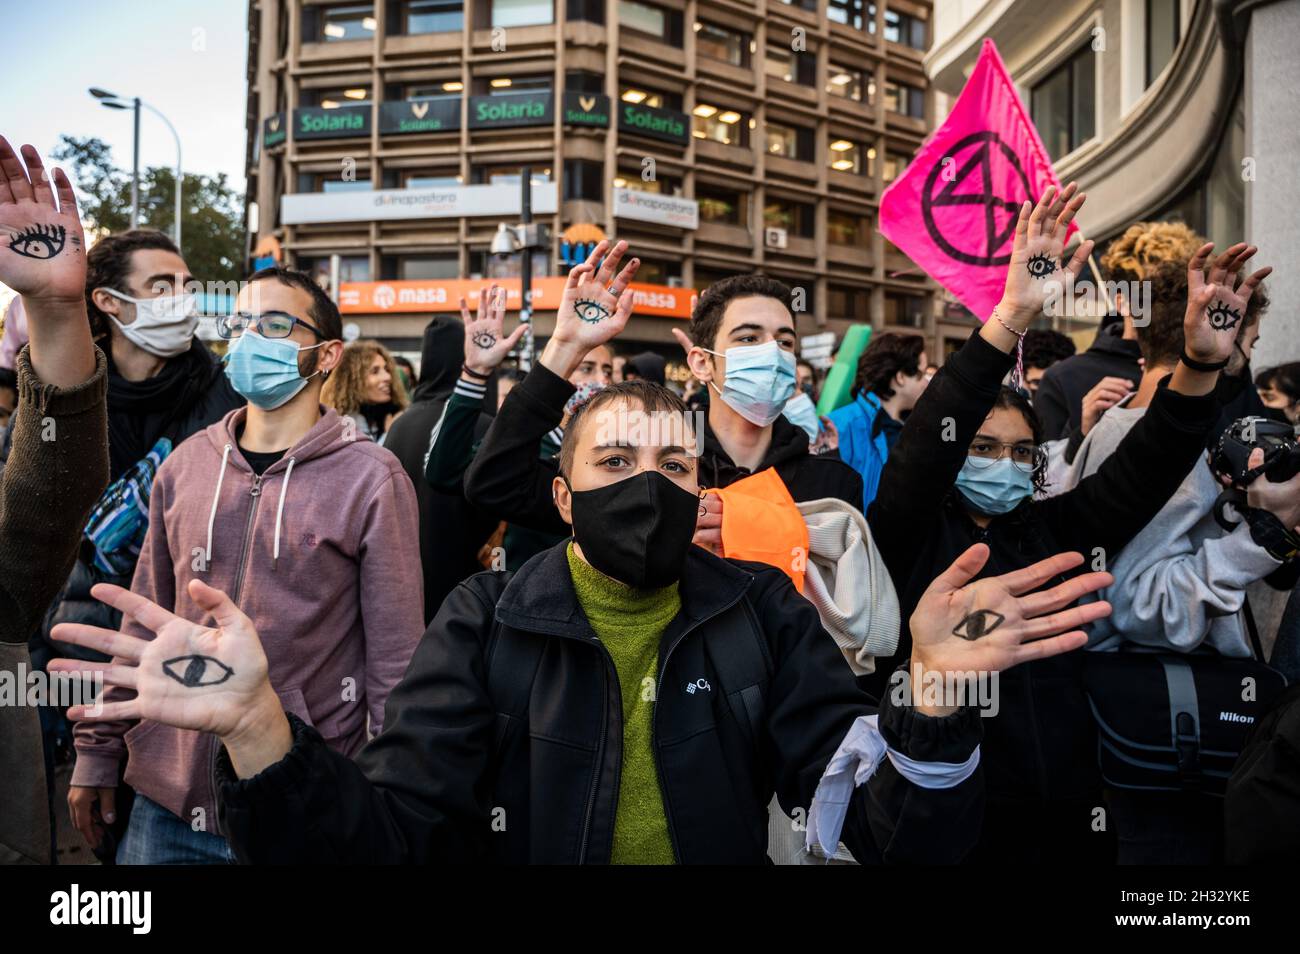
[879,38,1075,322]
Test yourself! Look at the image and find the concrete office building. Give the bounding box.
[927,0,1300,362]
[243,0,944,375]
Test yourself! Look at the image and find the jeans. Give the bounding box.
[116,794,237,865]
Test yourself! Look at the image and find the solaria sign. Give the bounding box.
[617,103,689,145]
[379,98,461,135]
[294,105,371,140]
[468,92,554,129]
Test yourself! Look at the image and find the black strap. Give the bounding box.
[484,626,546,751]
[1157,656,1202,787]
[1180,349,1229,372]
[711,601,774,759]
[1243,596,1267,663]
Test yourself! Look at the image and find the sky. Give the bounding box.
[3,0,251,193]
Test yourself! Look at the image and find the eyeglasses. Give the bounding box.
[967,439,1041,473]
[217,311,325,340]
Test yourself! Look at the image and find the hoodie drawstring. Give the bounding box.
[206,443,233,564]
[273,456,296,561]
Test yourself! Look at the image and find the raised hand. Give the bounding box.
[909,545,1111,697]
[0,137,85,302]
[693,491,723,556]
[540,239,639,378]
[461,283,527,376]
[1183,242,1271,366]
[994,183,1093,329]
[1080,375,1135,436]
[50,580,277,742]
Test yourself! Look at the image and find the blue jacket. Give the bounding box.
[827,392,898,512]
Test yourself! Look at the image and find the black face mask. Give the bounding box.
[567,471,701,589]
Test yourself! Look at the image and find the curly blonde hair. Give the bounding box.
[1101,221,1206,284]
[321,339,409,417]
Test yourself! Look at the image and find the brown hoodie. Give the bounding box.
[72,405,424,836]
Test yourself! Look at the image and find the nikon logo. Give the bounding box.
[1219,711,1254,724]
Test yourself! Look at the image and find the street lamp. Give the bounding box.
[89,87,183,253]
[490,167,549,371]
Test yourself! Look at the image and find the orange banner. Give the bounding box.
[338,277,696,319]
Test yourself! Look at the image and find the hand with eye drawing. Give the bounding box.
[907,545,1112,714]
[540,239,640,379]
[461,282,527,377]
[993,183,1094,332]
[1182,242,1271,367]
[0,137,86,302]
[50,581,293,780]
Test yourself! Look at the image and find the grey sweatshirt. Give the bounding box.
[1061,399,1280,656]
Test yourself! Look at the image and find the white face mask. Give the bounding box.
[103,288,199,358]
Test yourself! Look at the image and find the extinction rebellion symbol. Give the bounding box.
[921,131,1034,267]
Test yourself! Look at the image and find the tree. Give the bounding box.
[52,135,243,284]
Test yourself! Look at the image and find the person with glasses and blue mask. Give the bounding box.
[69,266,424,864]
[864,185,1243,865]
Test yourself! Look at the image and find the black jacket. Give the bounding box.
[1034,324,1142,440]
[383,317,499,620]
[464,363,864,535]
[216,543,984,864]
[866,330,1219,855]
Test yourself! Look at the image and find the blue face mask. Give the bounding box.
[704,340,797,426]
[223,332,325,410]
[782,391,820,442]
[954,456,1033,515]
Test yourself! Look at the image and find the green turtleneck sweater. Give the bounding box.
[566,543,679,864]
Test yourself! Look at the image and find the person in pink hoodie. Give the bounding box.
[69,267,424,864]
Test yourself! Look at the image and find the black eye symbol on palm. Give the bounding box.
[162,654,235,688]
[1026,253,1059,280]
[952,609,1005,641]
[574,299,612,324]
[473,332,497,349]
[1207,301,1242,331]
[7,224,66,260]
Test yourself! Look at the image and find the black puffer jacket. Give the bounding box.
[866,329,1220,861]
[1034,323,1142,440]
[217,543,984,864]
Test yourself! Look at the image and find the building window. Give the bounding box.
[300,172,373,193]
[400,81,464,97]
[766,45,816,86]
[619,86,683,112]
[1031,42,1096,161]
[764,199,814,239]
[381,254,459,280]
[697,185,747,226]
[827,65,872,103]
[619,0,683,45]
[491,0,553,28]
[566,70,605,94]
[304,86,372,108]
[828,0,877,31]
[299,255,371,284]
[884,8,927,49]
[1146,0,1180,87]
[884,80,924,118]
[828,138,864,174]
[827,211,866,245]
[776,0,817,9]
[695,21,749,67]
[765,121,814,161]
[396,0,463,33]
[567,0,604,24]
[693,104,749,146]
[828,285,869,322]
[479,75,551,95]
[630,258,682,284]
[885,291,925,327]
[471,166,553,185]
[306,3,376,42]
[613,171,684,196]
[564,160,603,201]
[882,151,909,182]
